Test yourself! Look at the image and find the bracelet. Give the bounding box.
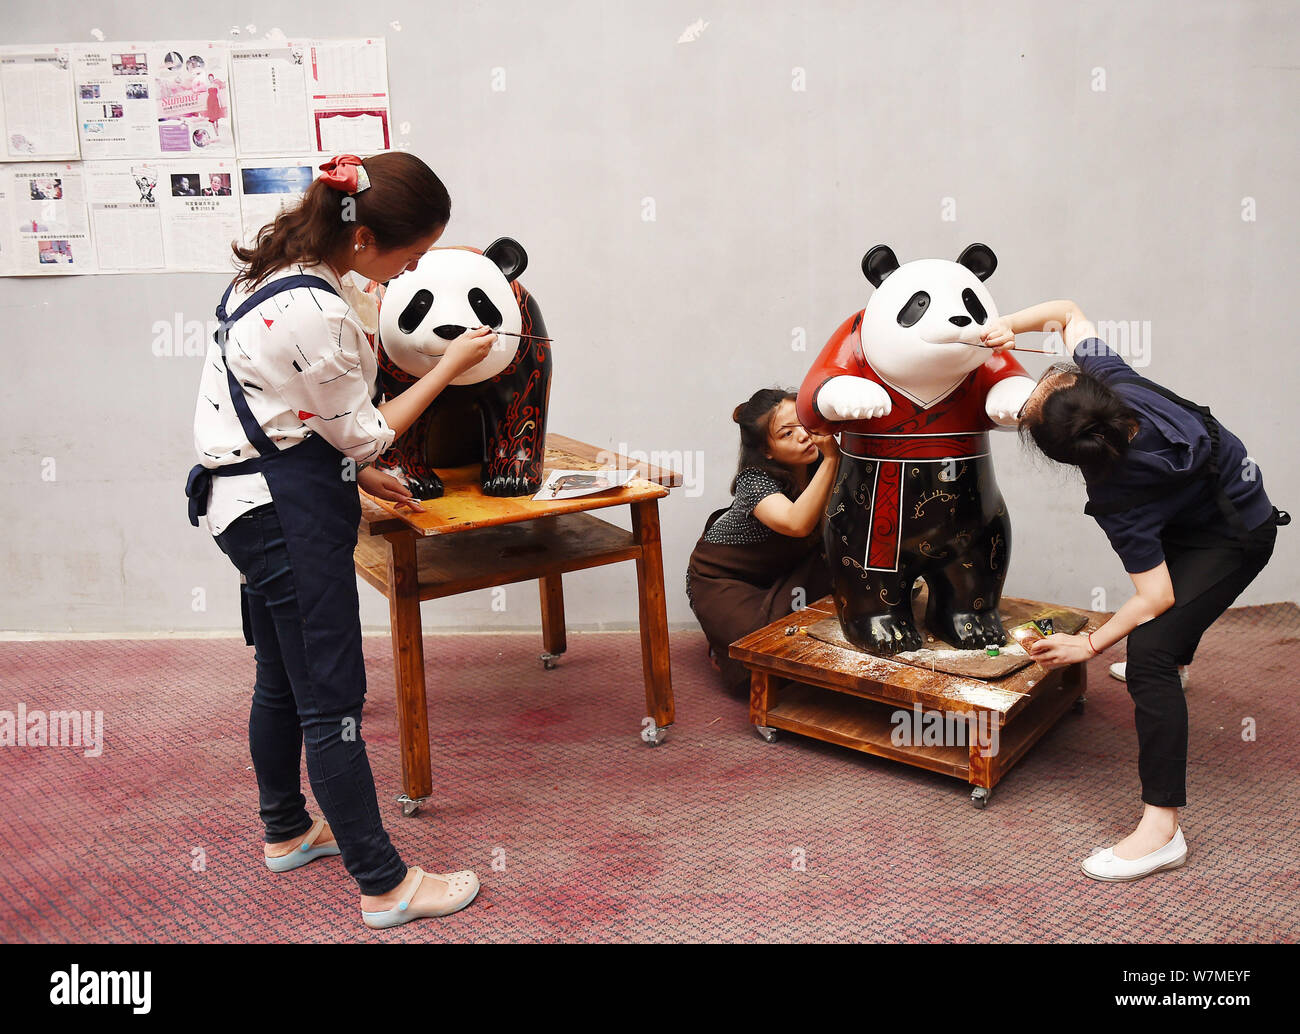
[1087,630,1101,656]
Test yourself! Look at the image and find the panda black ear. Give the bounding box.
[957,243,997,282]
[862,245,900,288]
[484,237,528,283]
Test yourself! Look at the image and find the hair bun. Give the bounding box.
[732,404,743,423]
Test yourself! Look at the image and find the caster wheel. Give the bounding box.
[640,718,668,747]
[755,725,779,743]
[540,652,561,671]
[396,793,426,818]
[1072,695,1087,714]
[970,786,991,809]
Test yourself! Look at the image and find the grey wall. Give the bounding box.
[1,0,1295,635]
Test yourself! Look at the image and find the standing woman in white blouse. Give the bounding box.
[186,152,496,929]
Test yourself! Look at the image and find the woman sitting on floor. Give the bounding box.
[687,387,840,695]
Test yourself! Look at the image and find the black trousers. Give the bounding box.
[1124,511,1280,808]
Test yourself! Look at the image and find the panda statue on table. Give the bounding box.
[367,237,551,499]
[795,243,1037,656]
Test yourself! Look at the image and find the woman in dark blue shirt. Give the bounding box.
[983,300,1285,883]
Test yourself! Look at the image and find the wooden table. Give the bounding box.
[732,594,1108,808]
[355,433,681,816]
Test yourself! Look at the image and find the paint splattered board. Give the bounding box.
[804,591,1089,680]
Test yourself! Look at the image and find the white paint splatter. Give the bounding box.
[677,18,710,44]
[90,29,105,42]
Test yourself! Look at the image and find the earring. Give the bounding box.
[354,242,366,252]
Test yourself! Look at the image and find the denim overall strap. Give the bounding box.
[214,274,338,456]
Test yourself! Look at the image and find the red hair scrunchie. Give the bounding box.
[318,154,371,195]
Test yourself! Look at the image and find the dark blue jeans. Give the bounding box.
[214,503,408,896]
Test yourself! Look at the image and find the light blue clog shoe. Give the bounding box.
[264,817,341,873]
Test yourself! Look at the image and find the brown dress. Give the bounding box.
[686,466,833,694]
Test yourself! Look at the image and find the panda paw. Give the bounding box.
[817,376,893,422]
[842,611,923,656]
[407,471,445,500]
[482,473,535,497]
[934,608,1008,650]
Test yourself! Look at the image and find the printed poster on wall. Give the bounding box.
[83,159,166,271]
[156,157,242,271]
[229,43,312,156]
[308,39,391,152]
[0,45,81,160]
[237,155,317,247]
[0,161,95,274]
[71,41,233,160]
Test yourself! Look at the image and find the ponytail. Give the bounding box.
[231,151,451,290]
[1020,362,1138,481]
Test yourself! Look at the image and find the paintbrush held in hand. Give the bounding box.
[447,325,554,343]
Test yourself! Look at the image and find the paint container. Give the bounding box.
[1008,620,1053,649]
[986,646,1000,657]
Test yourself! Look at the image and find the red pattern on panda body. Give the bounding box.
[484,288,547,486]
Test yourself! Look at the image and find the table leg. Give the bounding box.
[749,669,771,725]
[384,531,431,811]
[631,498,674,728]
[539,574,566,663]
[1063,656,1088,697]
[967,708,995,791]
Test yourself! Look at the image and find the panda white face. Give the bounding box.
[859,247,1000,402]
[378,247,524,385]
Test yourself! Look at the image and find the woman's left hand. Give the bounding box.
[1026,632,1094,670]
[358,465,423,512]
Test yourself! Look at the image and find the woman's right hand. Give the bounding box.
[980,317,1015,352]
[443,326,498,377]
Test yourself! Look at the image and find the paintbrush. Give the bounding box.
[446,325,554,343]
[970,342,1061,355]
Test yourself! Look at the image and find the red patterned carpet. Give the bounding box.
[2,603,1297,943]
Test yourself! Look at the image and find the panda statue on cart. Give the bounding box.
[365,237,551,499]
[796,243,1037,656]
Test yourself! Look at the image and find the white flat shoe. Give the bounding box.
[1081,826,1188,882]
[1108,661,1190,690]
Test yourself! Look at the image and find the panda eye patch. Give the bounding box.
[896,291,930,328]
[468,288,503,329]
[962,288,988,325]
[397,289,434,334]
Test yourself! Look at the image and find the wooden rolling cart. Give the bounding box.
[732,593,1108,808]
